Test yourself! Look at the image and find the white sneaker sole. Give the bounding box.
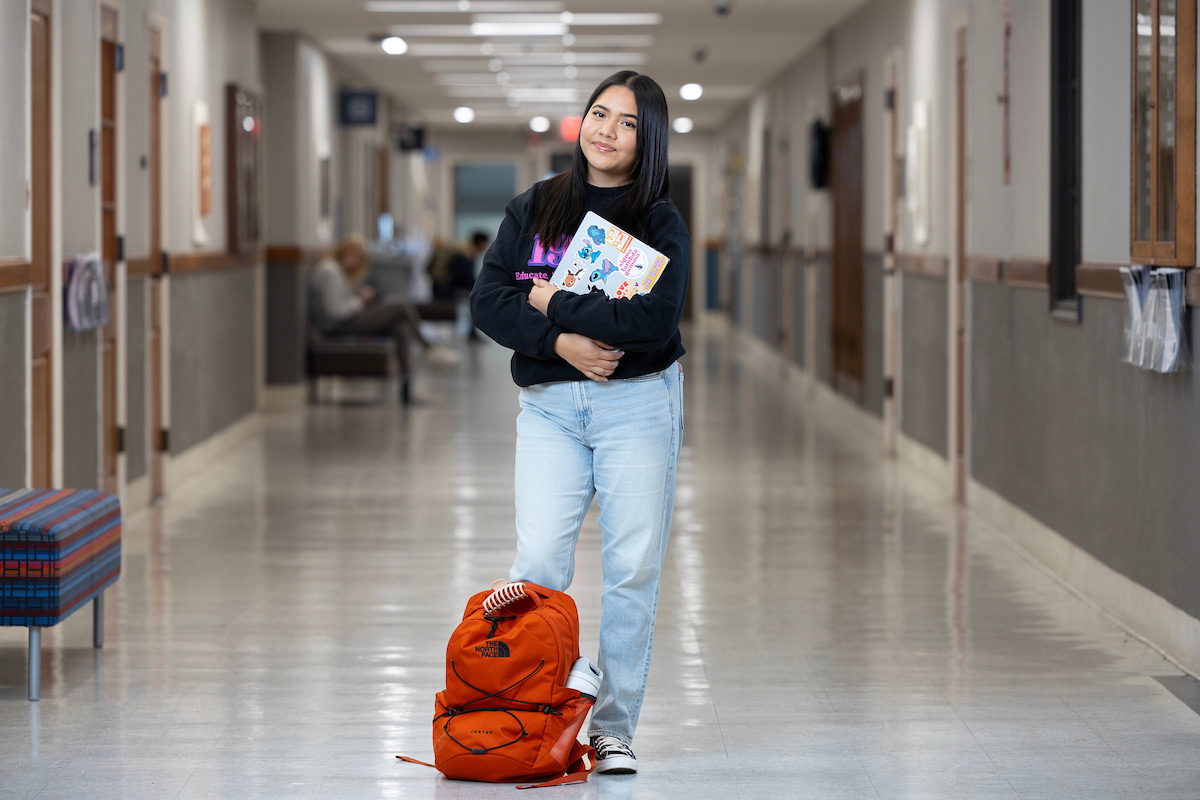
[595,754,638,774]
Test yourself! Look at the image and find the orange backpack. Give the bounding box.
[399,581,596,789]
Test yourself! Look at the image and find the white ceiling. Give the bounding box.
[256,0,872,132]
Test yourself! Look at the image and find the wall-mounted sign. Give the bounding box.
[340,90,378,126]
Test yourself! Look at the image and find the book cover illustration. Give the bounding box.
[549,211,669,299]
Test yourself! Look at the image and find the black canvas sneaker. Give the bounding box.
[590,734,638,774]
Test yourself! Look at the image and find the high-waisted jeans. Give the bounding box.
[510,363,684,746]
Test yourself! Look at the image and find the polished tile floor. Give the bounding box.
[2,320,1199,799]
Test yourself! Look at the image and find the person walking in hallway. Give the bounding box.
[470,70,689,775]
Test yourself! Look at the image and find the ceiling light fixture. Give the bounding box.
[380,36,408,54]
[672,117,694,133]
[530,116,550,132]
[469,22,568,36]
[680,83,703,100]
[454,106,476,123]
[366,1,564,11]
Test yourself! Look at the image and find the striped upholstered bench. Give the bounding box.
[0,488,121,700]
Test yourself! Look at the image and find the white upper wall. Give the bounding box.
[0,3,27,258]
[61,4,101,258]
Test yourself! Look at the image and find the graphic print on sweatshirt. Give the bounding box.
[517,235,569,282]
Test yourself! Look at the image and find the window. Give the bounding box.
[1051,0,1082,308]
[1131,0,1196,266]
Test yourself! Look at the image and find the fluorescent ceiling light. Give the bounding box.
[471,13,661,26]
[381,36,408,54]
[366,1,563,10]
[454,106,476,123]
[469,22,567,36]
[672,117,694,134]
[388,25,473,36]
[680,83,703,100]
[530,116,551,132]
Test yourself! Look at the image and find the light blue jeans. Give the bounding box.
[511,363,684,746]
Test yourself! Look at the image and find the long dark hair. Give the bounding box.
[528,71,671,246]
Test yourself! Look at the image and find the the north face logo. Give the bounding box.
[475,641,511,658]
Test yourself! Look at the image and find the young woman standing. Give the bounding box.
[470,71,688,774]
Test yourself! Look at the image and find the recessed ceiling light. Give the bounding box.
[672,117,694,133]
[530,116,550,132]
[680,83,703,100]
[381,36,408,54]
[454,106,476,123]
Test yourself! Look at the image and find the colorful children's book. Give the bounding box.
[549,211,669,299]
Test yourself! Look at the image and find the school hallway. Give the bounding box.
[0,319,1196,800]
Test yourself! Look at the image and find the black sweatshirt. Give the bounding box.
[470,180,690,387]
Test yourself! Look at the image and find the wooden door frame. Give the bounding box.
[148,14,170,498]
[29,0,64,488]
[883,49,904,458]
[100,4,123,497]
[948,12,970,502]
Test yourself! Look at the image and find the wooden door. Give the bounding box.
[101,7,119,494]
[831,83,865,403]
[30,0,53,488]
[149,26,165,498]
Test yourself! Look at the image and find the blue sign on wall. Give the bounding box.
[339,90,378,126]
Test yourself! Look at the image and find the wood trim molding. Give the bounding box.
[1075,262,1126,299]
[166,249,262,274]
[0,258,31,291]
[265,244,328,265]
[126,255,157,278]
[1005,258,1050,289]
[897,252,949,278]
[967,255,1004,284]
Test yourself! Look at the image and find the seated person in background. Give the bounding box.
[310,233,435,404]
[427,231,490,301]
[427,231,491,339]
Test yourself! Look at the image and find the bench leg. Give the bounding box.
[94,592,104,649]
[28,626,41,701]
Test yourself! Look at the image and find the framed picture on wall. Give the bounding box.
[316,141,332,241]
[226,83,261,254]
[193,100,211,246]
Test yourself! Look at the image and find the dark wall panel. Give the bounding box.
[61,328,99,488]
[862,253,884,417]
[901,273,948,457]
[170,269,258,456]
[126,278,146,482]
[972,287,1200,620]
[266,259,307,385]
[0,291,26,486]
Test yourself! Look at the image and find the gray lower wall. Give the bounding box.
[266,259,307,385]
[972,286,1200,621]
[862,253,884,417]
[816,255,832,386]
[170,268,258,456]
[750,252,782,350]
[61,329,99,489]
[0,291,26,486]
[791,259,806,369]
[127,278,147,482]
[900,273,948,457]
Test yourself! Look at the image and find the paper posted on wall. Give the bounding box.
[549,212,669,299]
[1121,264,1188,372]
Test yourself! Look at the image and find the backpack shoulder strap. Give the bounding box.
[516,741,595,790]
